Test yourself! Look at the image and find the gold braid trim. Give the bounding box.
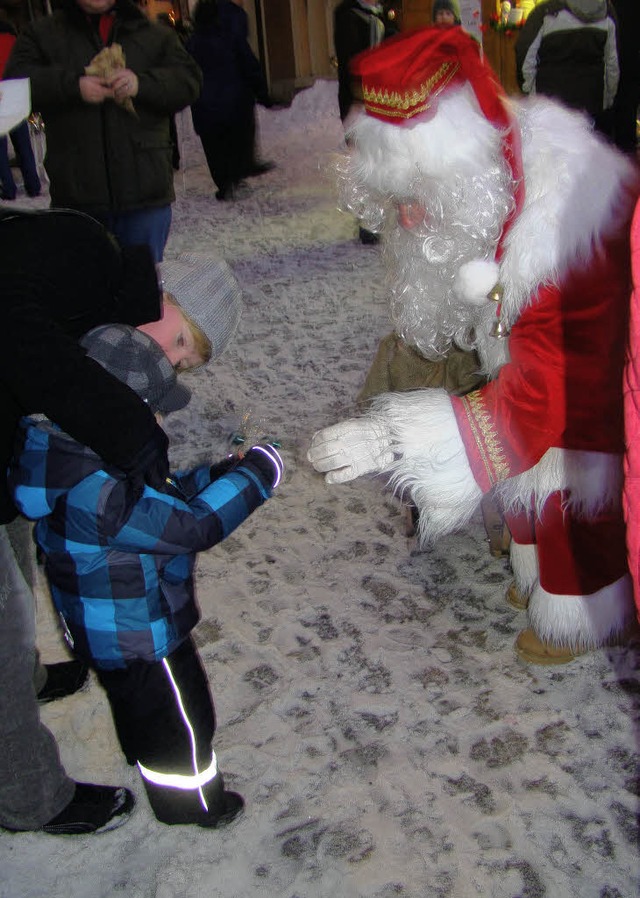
[460,391,511,485]
[362,61,459,120]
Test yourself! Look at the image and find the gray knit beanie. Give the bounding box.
[158,253,242,360]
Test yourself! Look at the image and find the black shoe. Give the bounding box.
[0,187,16,201]
[37,660,89,704]
[359,227,379,245]
[41,783,135,835]
[245,160,275,178]
[143,771,244,827]
[215,185,234,201]
[198,790,245,829]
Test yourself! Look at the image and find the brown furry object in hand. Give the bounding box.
[85,44,136,115]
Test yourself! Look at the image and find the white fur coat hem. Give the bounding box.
[528,574,636,649]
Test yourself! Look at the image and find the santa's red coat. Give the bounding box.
[452,232,631,492]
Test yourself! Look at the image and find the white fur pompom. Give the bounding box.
[453,259,500,306]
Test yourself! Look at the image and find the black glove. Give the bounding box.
[241,445,284,490]
[209,456,237,481]
[122,427,170,493]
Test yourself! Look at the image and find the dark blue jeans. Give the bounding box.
[0,120,41,199]
[92,205,172,263]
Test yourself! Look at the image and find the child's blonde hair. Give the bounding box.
[163,292,212,367]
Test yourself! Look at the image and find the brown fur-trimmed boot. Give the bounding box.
[515,628,586,665]
[506,581,529,611]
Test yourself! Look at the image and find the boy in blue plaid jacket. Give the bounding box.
[8,323,283,828]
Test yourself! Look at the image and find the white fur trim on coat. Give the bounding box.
[499,99,638,325]
[370,390,482,543]
[509,541,538,597]
[528,574,635,649]
[495,447,623,517]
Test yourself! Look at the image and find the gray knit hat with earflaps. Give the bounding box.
[158,253,242,360]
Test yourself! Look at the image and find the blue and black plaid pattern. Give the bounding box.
[10,420,272,670]
[80,324,191,414]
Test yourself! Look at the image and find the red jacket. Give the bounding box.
[0,31,16,79]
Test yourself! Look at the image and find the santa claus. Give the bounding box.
[308,26,640,664]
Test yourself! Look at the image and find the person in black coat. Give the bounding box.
[333,0,396,243]
[334,0,396,123]
[0,208,164,835]
[610,0,640,153]
[6,0,202,260]
[186,0,273,201]
[0,208,224,835]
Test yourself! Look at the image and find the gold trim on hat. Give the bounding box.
[362,61,459,120]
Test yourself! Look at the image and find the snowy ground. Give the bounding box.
[1,81,639,898]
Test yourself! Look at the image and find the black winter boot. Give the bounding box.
[142,772,244,827]
[37,660,90,704]
[39,783,134,835]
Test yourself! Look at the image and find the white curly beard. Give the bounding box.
[340,161,514,361]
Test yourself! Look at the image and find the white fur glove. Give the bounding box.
[307,418,394,484]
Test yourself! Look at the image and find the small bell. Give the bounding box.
[490,317,510,339]
[487,282,509,338]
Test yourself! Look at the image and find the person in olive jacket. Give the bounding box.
[5,0,202,261]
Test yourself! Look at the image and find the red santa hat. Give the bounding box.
[350,26,524,266]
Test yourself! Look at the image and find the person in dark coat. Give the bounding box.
[515,0,620,137]
[333,0,396,244]
[5,0,202,260]
[609,0,640,153]
[0,209,162,835]
[334,0,396,124]
[0,207,237,835]
[0,16,41,200]
[186,0,273,201]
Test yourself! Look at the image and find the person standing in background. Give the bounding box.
[186,0,274,202]
[432,0,461,27]
[5,0,202,261]
[515,0,620,138]
[334,0,395,123]
[334,0,396,244]
[609,0,640,153]
[0,14,40,200]
[228,0,275,178]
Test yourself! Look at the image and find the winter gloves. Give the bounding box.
[307,418,393,484]
[240,444,284,491]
